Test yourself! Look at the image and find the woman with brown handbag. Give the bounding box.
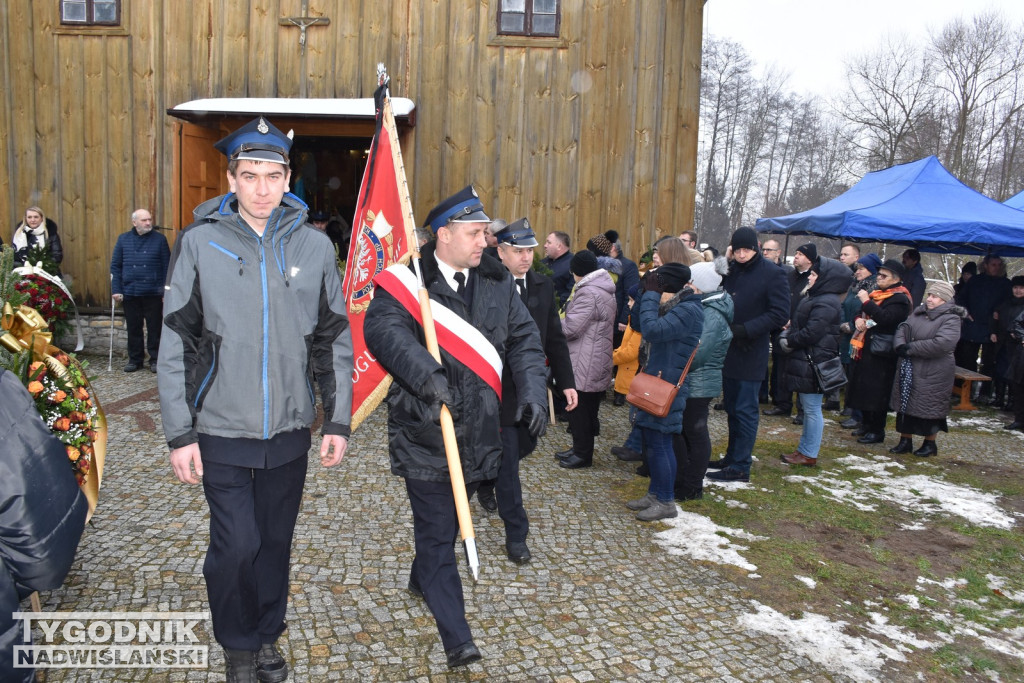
[624,263,703,521]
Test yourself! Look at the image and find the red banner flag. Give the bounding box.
[343,73,417,430]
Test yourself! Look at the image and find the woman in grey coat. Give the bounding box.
[889,281,967,457]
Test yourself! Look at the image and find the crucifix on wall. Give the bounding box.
[279,0,330,54]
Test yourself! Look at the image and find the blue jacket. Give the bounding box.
[633,290,703,433]
[686,290,734,399]
[722,253,790,380]
[110,228,170,297]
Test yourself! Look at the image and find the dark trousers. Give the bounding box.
[768,340,792,412]
[861,409,888,436]
[956,340,997,396]
[406,477,480,651]
[723,378,761,474]
[1013,380,1024,423]
[496,426,529,543]
[201,455,308,651]
[673,396,712,495]
[568,391,604,463]
[122,295,163,365]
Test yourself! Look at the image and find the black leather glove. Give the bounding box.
[730,323,748,340]
[641,271,664,294]
[516,403,548,439]
[420,372,453,424]
[895,343,911,357]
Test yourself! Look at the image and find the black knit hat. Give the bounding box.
[730,227,759,251]
[796,243,817,262]
[570,250,599,277]
[586,234,613,256]
[1011,275,1024,288]
[656,263,692,294]
[879,258,906,281]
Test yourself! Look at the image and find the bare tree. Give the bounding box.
[837,36,935,170]
[930,11,1024,189]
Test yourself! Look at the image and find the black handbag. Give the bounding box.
[806,352,847,393]
[868,332,895,357]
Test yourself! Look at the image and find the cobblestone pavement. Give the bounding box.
[43,355,1000,682]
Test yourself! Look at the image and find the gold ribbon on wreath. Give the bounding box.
[2,302,107,519]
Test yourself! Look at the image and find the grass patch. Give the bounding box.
[677,434,1024,680]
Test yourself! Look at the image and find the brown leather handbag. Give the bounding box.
[626,343,700,418]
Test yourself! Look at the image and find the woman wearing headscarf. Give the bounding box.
[888,282,967,457]
[845,259,913,445]
[626,262,703,521]
[12,206,63,270]
[778,258,853,466]
[837,253,881,429]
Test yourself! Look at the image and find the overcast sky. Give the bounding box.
[704,0,1024,98]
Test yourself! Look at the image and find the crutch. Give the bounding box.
[108,274,116,371]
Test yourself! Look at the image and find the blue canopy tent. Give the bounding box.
[756,156,1024,257]
[1005,189,1024,211]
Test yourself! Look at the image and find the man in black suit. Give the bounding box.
[476,218,578,564]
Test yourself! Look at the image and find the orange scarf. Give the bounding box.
[849,285,911,359]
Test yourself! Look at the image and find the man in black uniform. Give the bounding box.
[475,218,578,563]
[363,186,547,668]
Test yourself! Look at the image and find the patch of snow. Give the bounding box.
[897,594,922,609]
[986,575,1024,602]
[785,474,878,512]
[740,601,906,682]
[724,499,749,509]
[864,612,939,651]
[652,511,767,572]
[795,575,817,588]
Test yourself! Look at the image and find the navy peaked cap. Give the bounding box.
[424,185,491,232]
[214,116,293,165]
[494,218,539,247]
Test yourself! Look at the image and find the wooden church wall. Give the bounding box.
[1,0,703,306]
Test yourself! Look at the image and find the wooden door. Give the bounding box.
[172,122,226,236]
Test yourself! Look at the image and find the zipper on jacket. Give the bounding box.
[208,241,246,276]
[194,345,218,408]
[258,238,271,439]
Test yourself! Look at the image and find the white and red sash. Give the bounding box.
[373,264,503,399]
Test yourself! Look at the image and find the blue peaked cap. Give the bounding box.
[214,116,292,165]
[494,218,539,247]
[423,185,491,233]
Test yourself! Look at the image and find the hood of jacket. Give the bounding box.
[596,255,623,275]
[913,300,968,321]
[808,257,854,297]
[574,267,616,295]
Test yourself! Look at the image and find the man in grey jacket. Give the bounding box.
[158,117,353,683]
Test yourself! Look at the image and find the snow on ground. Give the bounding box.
[740,601,908,682]
[795,575,816,588]
[652,510,767,572]
[987,574,1024,602]
[785,454,1014,529]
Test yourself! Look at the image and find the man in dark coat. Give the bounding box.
[707,227,790,482]
[110,208,171,373]
[956,254,1012,401]
[0,370,88,683]
[765,242,815,418]
[607,230,641,345]
[474,218,578,564]
[363,186,547,668]
[542,230,573,307]
[901,248,926,308]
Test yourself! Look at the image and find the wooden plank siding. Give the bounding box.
[1,0,703,306]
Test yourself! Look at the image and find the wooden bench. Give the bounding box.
[953,366,991,411]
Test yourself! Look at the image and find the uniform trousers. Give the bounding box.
[122,294,163,365]
[494,425,530,544]
[406,477,481,651]
[201,454,307,651]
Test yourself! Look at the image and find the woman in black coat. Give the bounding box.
[845,259,913,445]
[778,258,852,466]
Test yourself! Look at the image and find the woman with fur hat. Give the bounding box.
[845,259,913,446]
[888,281,967,457]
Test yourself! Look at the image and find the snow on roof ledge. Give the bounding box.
[169,97,415,120]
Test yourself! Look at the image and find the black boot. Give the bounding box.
[613,391,625,406]
[888,437,913,454]
[913,440,938,457]
[224,649,257,683]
